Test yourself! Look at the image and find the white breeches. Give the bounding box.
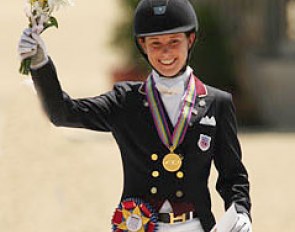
[157,218,205,232]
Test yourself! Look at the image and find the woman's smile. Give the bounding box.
[138,32,195,77]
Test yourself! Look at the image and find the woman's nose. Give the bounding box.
[161,44,170,54]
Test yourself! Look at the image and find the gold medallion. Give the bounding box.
[162,153,182,172]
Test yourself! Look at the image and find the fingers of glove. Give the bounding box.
[234,221,247,231]
[238,220,252,232]
[31,33,42,44]
[18,41,37,50]
[232,214,251,232]
[24,28,33,36]
[21,30,45,49]
[21,33,36,43]
[237,224,251,232]
[19,50,37,61]
[19,34,36,47]
[31,15,37,31]
[19,34,37,50]
[31,16,42,34]
[20,29,36,45]
[18,32,37,60]
[32,23,44,35]
[20,37,36,47]
[31,14,47,34]
[31,33,46,52]
[30,33,48,68]
[39,14,48,27]
[18,46,37,54]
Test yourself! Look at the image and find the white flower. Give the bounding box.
[48,0,74,11]
[23,0,74,30]
[24,0,74,18]
[24,2,32,17]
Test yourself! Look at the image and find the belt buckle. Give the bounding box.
[169,213,186,224]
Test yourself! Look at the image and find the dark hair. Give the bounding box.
[139,30,196,42]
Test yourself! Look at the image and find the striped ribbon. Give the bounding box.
[145,74,197,152]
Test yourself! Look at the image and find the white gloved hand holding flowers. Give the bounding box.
[18,0,74,75]
[18,17,49,70]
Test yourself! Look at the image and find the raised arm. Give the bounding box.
[18,28,125,132]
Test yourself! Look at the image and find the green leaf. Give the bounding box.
[19,59,32,75]
[43,17,59,31]
[50,17,59,29]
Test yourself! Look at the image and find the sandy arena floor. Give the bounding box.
[1,1,295,231]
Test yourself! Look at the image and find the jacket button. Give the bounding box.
[152,171,160,178]
[151,154,158,161]
[143,101,149,107]
[176,190,184,198]
[176,171,184,179]
[192,108,198,115]
[150,187,158,194]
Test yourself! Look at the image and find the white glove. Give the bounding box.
[231,214,252,232]
[18,15,49,70]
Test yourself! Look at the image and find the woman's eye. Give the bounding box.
[171,40,180,45]
[151,42,161,47]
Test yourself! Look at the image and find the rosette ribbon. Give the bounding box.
[112,198,158,232]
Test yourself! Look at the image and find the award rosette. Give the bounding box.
[112,198,158,232]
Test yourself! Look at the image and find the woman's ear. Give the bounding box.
[137,37,147,54]
[188,32,196,49]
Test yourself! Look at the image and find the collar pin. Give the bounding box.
[199,99,206,107]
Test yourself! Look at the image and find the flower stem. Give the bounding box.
[19,59,32,75]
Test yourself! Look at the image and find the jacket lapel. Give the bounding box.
[138,75,213,129]
[139,81,176,132]
[190,76,213,125]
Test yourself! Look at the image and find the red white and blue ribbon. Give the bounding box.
[112,198,158,232]
[145,74,197,152]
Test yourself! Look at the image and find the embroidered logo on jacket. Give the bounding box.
[198,134,211,151]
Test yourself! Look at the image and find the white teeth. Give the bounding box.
[160,59,175,65]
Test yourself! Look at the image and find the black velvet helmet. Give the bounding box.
[134,0,198,37]
[134,0,199,76]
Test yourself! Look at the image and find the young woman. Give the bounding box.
[18,0,252,231]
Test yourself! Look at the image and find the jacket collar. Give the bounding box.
[138,74,208,97]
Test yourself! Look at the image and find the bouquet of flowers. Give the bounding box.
[19,0,74,75]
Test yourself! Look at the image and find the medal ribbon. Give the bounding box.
[145,74,197,151]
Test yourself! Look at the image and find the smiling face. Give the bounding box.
[138,32,196,77]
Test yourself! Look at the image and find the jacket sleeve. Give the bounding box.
[213,93,251,218]
[31,58,125,131]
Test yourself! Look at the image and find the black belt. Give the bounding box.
[158,212,198,224]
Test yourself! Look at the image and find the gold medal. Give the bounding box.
[146,76,197,176]
[162,147,182,172]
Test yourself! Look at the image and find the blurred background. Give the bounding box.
[0,0,295,231]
